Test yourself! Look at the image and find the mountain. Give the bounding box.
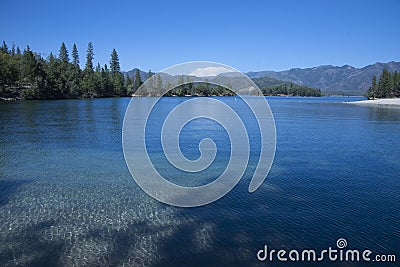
[123,68,300,93]
[124,61,400,96]
[246,61,400,95]
[123,68,150,81]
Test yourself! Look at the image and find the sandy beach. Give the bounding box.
[347,98,400,106]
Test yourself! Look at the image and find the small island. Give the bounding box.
[252,76,321,97]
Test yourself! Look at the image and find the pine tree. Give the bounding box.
[125,75,133,94]
[109,49,121,74]
[109,49,124,95]
[20,46,37,84]
[367,75,377,99]
[146,70,155,95]
[147,70,153,80]
[393,71,400,97]
[102,64,113,96]
[134,69,142,93]
[1,41,9,54]
[156,74,163,93]
[72,43,79,66]
[16,46,21,55]
[378,68,392,98]
[59,42,69,62]
[11,43,15,56]
[93,63,102,96]
[82,42,95,95]
[84,42,94,72]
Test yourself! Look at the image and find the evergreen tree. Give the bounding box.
[59,42,69,62]
[393,71,400,97]
[109,49,121,74]
[20,46,37,84]
[67,61,81,97]
[378,68,392,98]
[134,69,142,93]
[72,43,79,66]
[1,41,9,54]
[11,43,15,57]
[102,64,113,96]
[94,63,103,96]
[367,75,377,99]
[84,42,94,72]
[45,52,62,98]
[0,40,136,99]
[109,49,124,95]
[125,74,133,94]
[0,44,18,91]
[367,69,400,98]
[82,42,95,95]
[156,74,163,93]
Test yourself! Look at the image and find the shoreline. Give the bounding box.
[346,98,400,106]
[1,95,368,102]
[2,94,323,101]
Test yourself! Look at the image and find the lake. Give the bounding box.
[0,96,399,266]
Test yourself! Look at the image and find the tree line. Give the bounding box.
[0,41,143,99]
[164,77,235,97]
[367,68,400,99]
[261,84,321,97]
[1,40,323,100]
[253,76,321,96]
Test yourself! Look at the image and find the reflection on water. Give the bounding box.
[0,97,399,266]
[365,105,400,122]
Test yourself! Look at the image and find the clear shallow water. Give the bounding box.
[0,96,399,266]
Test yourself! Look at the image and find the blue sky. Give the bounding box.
[1,0,399,72]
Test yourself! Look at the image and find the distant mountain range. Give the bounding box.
[124,68,150,81]
[124,61,400,96]
[246,61,400,95]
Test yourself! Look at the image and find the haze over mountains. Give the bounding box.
[125,61,400,96]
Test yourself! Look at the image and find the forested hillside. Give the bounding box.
[0,41,132,99]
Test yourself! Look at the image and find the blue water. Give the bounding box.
[0,97,399,266]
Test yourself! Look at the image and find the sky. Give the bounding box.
[1,0,399,73]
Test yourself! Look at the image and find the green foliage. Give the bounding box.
[59,42,69,63]
[84,42,94,72]
[110,49,121,74]
[125,74,133,94]
[72,43,79,66]
[367,68,400,99]
[253,76,321,96]
[109,49,125,95]
[133,69,142,93]
[260,84,321,96]
[1,41,9,54]
[165,81,235,97]
[0,41,127,99]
